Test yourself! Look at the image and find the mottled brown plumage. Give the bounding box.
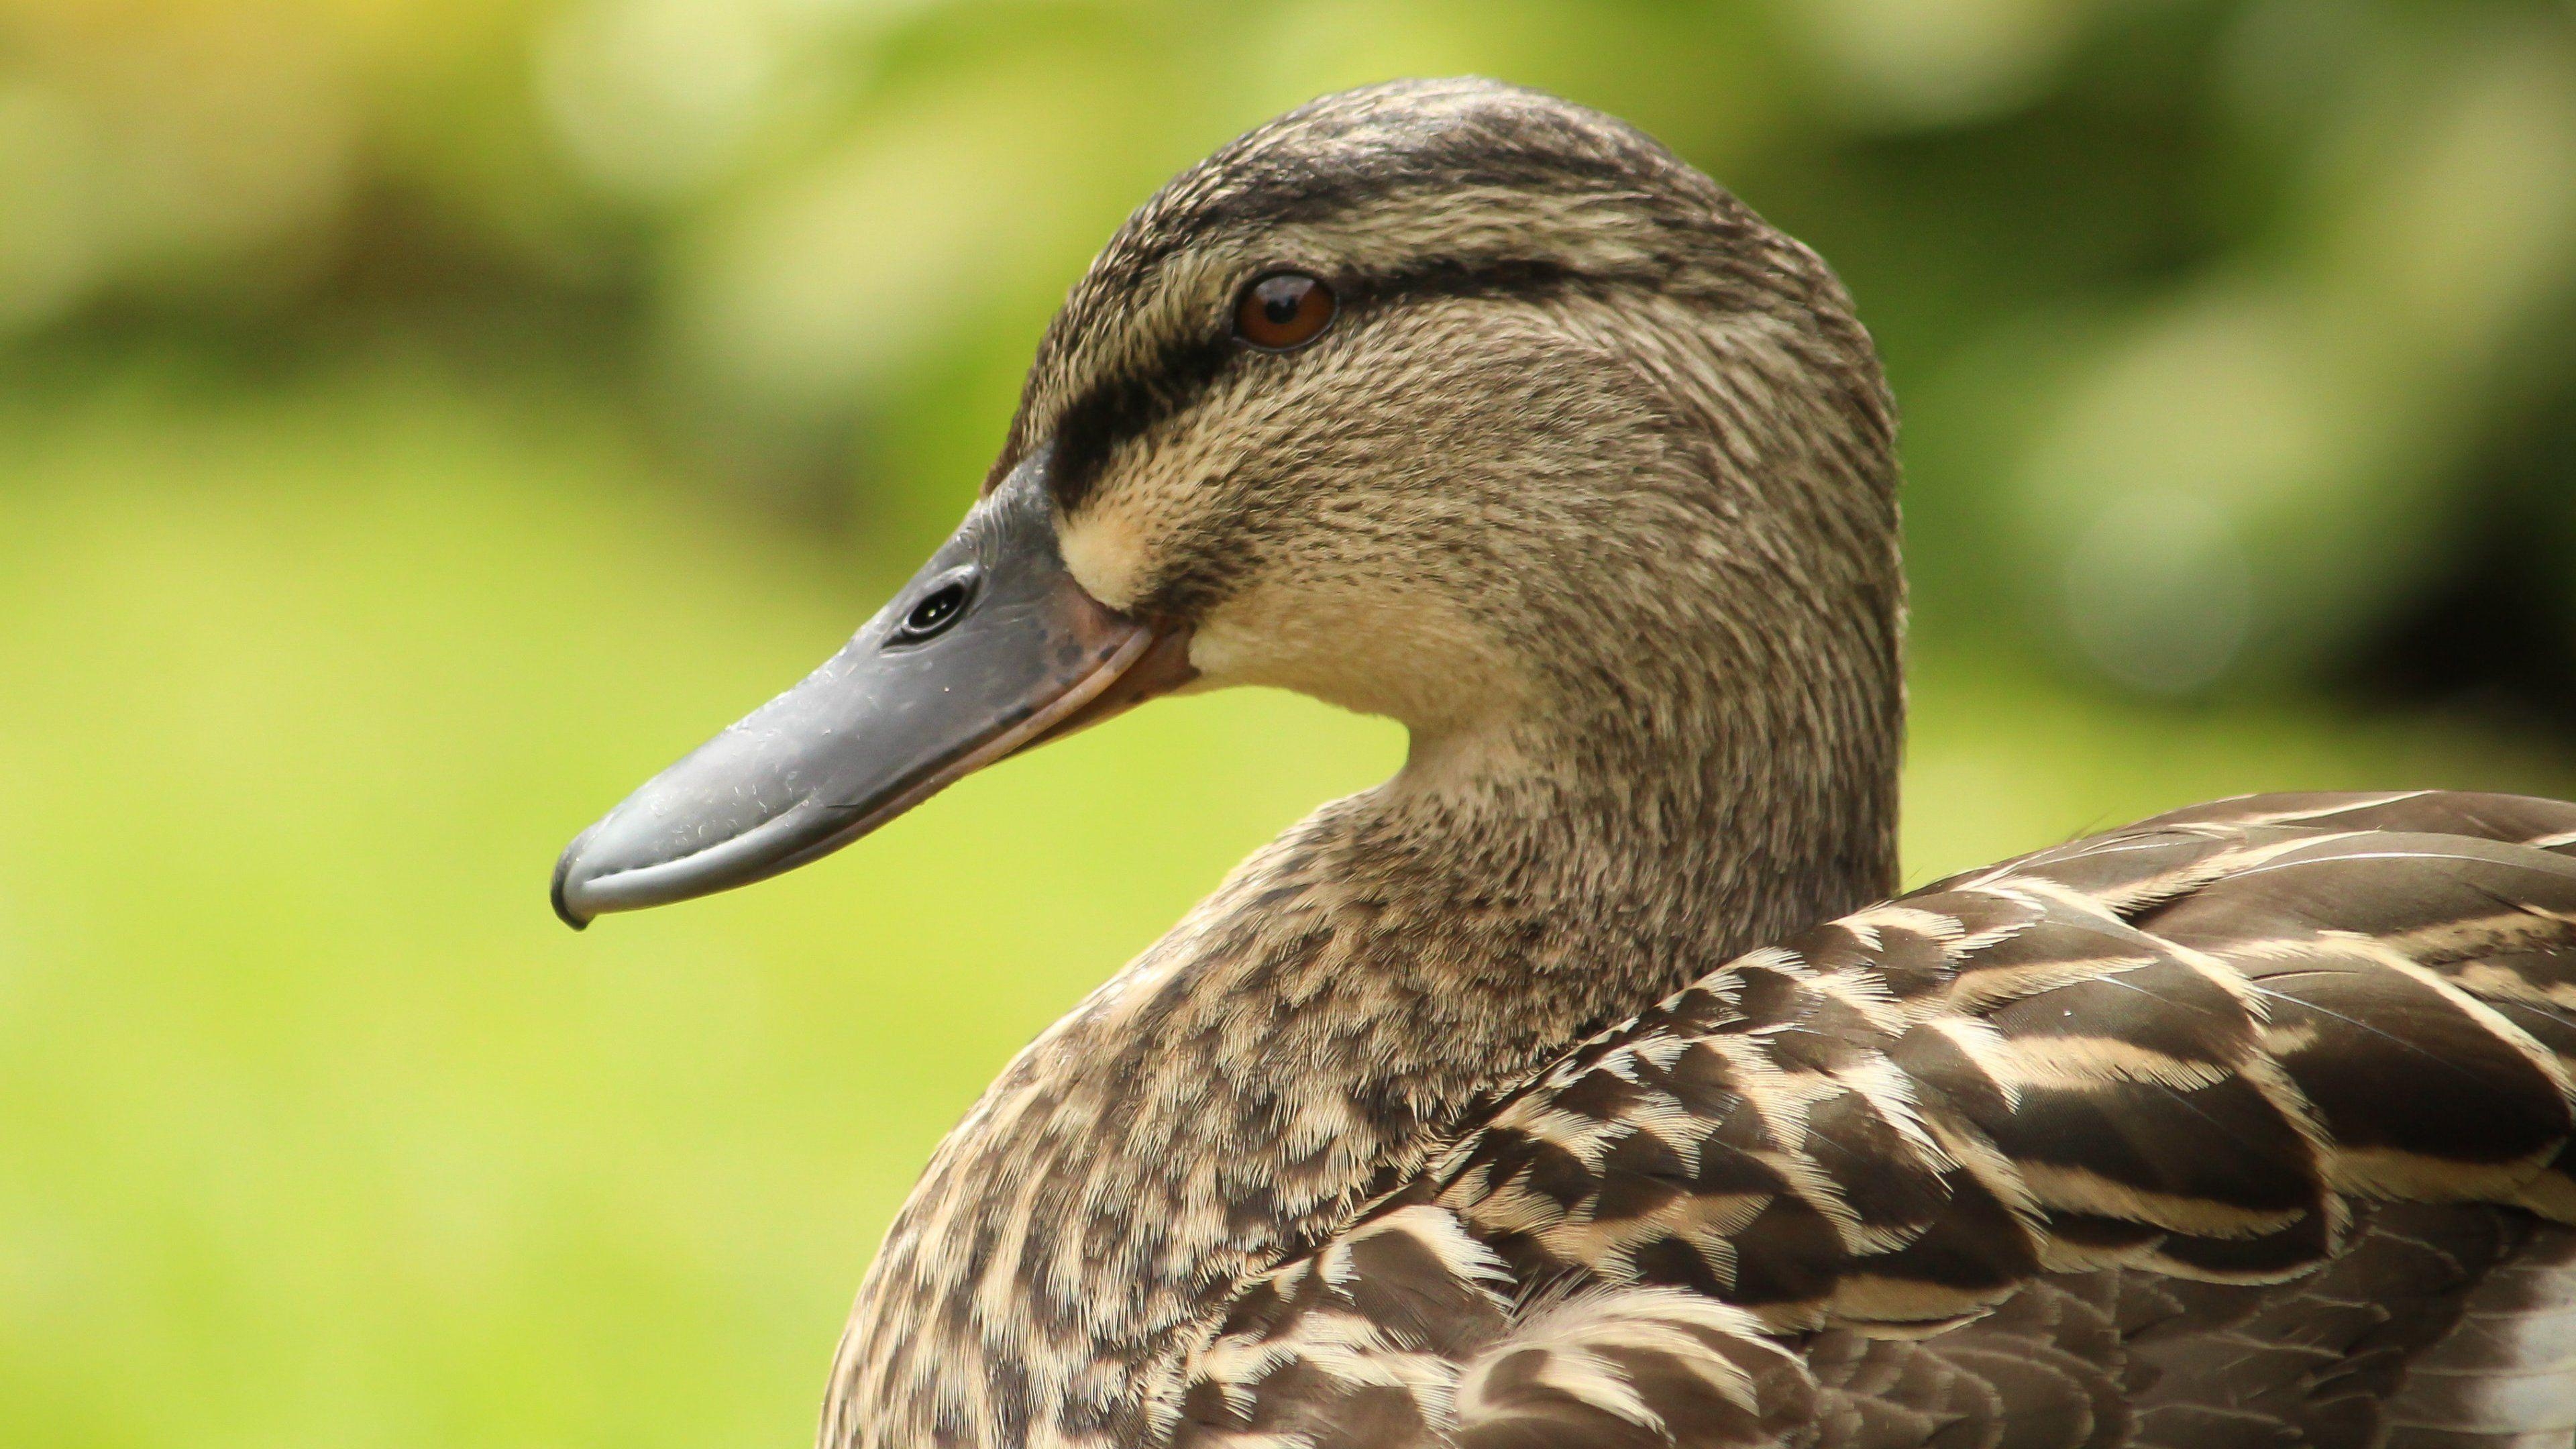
[814,78,1909,1449]
[1174,792,2576,1449]
[564,78,2576,1449]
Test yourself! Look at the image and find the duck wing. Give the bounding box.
[1169,791,2576,1449]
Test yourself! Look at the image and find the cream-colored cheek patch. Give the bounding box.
[1057,511,1150,612]
[1189,582,1523,735]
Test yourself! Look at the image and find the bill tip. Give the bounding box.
[551,833,596,930]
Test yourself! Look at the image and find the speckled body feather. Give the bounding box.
[814,81,2576,1449]
[1173,791,2576,1449]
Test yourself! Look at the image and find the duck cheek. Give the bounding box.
[1187,587,1521,735]
[1057,507,1154,615]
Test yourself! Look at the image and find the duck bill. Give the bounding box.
[551,462,1194,928]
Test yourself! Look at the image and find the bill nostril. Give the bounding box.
[894,575,977,644]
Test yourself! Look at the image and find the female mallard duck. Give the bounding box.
[553,80,2576,1449]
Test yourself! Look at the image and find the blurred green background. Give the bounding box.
[4,1,2575,1445]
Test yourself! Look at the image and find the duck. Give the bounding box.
[551,79,2576,1449]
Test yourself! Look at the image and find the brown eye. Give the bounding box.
[1234,272,1336,350]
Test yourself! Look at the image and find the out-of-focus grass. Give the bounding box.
[0,364,2565,1448]
[0,362,1403,1448]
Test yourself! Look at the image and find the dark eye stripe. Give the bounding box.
[1045,256,1614,514]
[1049,333,1240,513]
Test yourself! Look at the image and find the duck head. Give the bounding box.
[553,78,1899,928]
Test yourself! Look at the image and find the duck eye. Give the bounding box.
[1234,272,1335,351]
[894,576,975,643]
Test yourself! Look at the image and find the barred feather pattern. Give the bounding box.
[1171,792,2576,1449]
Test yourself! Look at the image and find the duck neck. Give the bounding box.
[822,670,1898,1449]
[1384,677,1902,971]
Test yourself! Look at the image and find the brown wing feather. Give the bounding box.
[1170,792,2576,1449]
[1799,1205,2567,1449]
